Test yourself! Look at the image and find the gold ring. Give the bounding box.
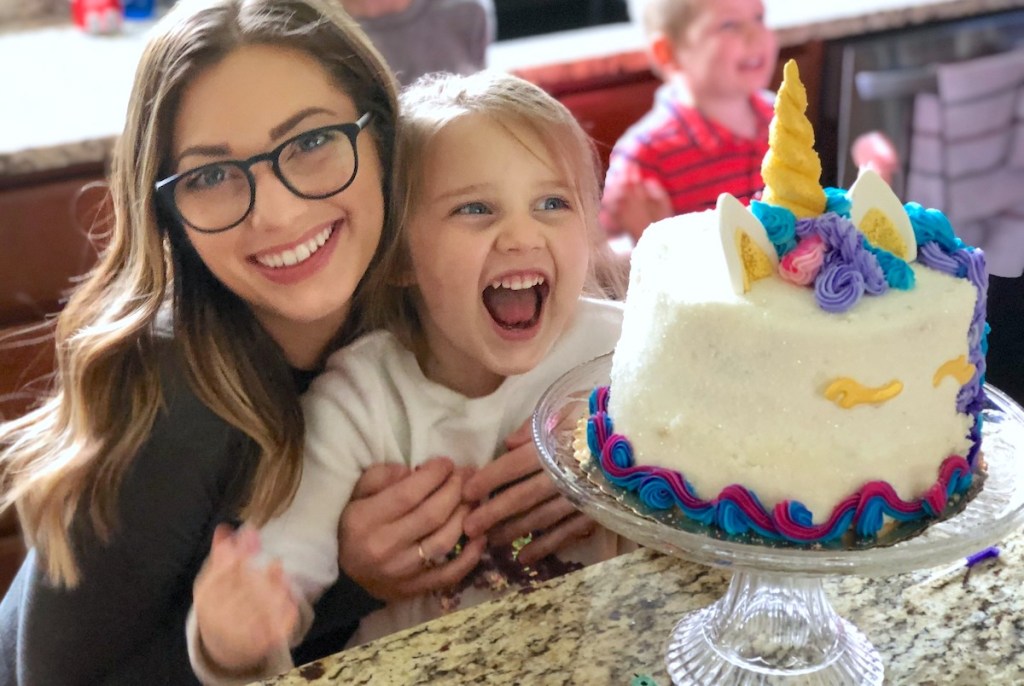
[417,542,436,569]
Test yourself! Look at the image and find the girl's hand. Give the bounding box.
[461,420,597,566]
[193,524,299,674]
[338,458,487,601]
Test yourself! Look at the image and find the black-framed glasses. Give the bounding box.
[155,112,372,233]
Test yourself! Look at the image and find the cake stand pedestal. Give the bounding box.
[532,354,1024,686]
[662,569,881,684]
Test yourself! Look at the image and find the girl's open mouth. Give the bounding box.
[482,276,550,330]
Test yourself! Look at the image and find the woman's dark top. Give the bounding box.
[0,345,380,685]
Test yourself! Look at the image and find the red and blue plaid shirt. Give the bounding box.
[604,84,775,217]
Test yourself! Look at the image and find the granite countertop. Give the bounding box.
[258,531,1024,685]
[6,0,1024,179]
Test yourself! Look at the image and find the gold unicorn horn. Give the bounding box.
[761,59,826,218]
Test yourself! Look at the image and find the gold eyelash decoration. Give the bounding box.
[933,355,975,388]
[824,377,903,409]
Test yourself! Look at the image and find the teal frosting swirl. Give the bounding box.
[784,501,814,528]
[750,200,797,257]
[864,242,915,290]
[905,202,963,252]
[949,469,973,498]
[639,477,675,510]
[607,436,633,470]
[855,498,886,537]
[716,499,751,535]
[824,187,851,217]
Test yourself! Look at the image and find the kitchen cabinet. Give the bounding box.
[495,0,627,40]
[0,164,108,419]
[0,164,109,594]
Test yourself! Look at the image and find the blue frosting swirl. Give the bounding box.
[824,186,852,217]
[606,436,634,471]
[587,414,612,460]
[639,476,675,510]
[906,202,963,252]
[784,502,815,528]
[864,242,915,290]
[751,201,798,257]
[855,497,886,537]
[715,499,751,535]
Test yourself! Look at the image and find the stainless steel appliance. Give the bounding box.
[819,9,1024,193]
[819,9,1024,404]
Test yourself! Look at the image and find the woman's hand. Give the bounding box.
[461,420,597,566]
[193,524,298,674]
[337,457,487,601]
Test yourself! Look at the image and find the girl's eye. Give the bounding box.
[539,196,571,211]
[454,202,490,216]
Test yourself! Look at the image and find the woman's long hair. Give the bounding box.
[0,0,399,586]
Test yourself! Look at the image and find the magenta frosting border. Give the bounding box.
[587,386,974,543]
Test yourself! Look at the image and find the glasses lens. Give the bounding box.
[173,163,251,231]
[279,127,357,198]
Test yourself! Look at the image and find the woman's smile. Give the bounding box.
[252,221,337,269]
[248,218,342,285]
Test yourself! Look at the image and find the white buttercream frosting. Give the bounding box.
[608,210,976,522]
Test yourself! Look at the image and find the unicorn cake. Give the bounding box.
[585,61,988,543]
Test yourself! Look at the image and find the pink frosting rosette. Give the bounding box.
[779,234,825,286]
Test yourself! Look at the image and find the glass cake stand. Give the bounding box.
[532,354,1024,686]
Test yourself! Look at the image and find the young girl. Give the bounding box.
[0,0,436,681]
[189,70,632,681]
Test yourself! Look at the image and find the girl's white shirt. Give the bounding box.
[188,298,632,684]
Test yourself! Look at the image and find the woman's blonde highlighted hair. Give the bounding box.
[0,0,398,586]
[363,70,625,346]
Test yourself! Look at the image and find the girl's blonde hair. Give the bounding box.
[0,0,398,586]
[363,70,625,345]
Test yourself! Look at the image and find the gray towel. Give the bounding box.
[906,48,1024,277]
[356,0,495,86]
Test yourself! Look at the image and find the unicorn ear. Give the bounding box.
[849,169,917,261]
[718,193,778,295]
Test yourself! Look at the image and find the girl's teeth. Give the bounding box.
[256,225,334,268]
[489,275,545,290]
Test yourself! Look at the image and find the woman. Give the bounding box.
[0,1,602,682]
[0,1,415,682]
